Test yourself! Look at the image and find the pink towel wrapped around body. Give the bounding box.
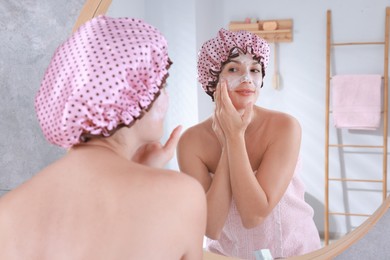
[332,74,382,130]
[205,158,321,259]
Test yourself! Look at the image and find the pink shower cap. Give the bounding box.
[197,28,270,94]
[35,16,171,148]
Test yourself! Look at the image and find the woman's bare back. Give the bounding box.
[0,146,206,260]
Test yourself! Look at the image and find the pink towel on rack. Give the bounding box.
[332,74,382,130]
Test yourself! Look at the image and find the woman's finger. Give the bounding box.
[220,80,235,112]
[215,80,221,108]
[220,80,227,103]
[242,102,253,125]
[212,115,219,133]
[163,125,183,152]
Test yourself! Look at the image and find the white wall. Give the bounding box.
[107,0,390,237]
[107,0,145,18]
[108,0,199,171]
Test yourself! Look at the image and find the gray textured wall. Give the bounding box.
[335,207,390,260]
[0,0,84,196]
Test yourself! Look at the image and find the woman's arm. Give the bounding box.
[177,129,232,239]
[216,81,301,228]
[228,116,301,228]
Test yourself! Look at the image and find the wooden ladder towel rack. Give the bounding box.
[324,7,390,245]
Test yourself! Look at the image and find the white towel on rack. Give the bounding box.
[332,74,382,130]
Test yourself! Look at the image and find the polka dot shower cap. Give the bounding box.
[35,16,171,148]
[197,28,270,97]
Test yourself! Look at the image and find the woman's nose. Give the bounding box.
[241,73,252,83]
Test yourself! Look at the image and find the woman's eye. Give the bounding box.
[228,67,238,72]
[251,68,261,73]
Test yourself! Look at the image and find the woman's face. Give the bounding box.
[219,52,262,110]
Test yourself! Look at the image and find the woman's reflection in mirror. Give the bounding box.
[177,28,321,259]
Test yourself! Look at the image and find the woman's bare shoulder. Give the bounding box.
[257,106,301,129]
[121,165,205,200]
[181,118,212,137]
[178,117,214,148]
[151,168,205,192]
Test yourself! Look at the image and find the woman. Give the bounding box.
[0,16,206,260]
[177,28,320,259]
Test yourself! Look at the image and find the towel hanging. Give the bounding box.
[331,74,382,130]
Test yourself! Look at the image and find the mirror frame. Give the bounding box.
[72,0,112,32]
[289,195,390,259]
[73,1,390,259]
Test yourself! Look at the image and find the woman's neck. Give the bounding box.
[70,131,142,161]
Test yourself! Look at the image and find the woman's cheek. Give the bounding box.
[253,78,263,89]
[151,93,169,121]
[224,76,241,90]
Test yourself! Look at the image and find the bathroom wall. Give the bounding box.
[0,0,84,196]
[1,0,389,240]
[107,0,200,172]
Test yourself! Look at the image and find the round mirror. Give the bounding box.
[1,0,388,259]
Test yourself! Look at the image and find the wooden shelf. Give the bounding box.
[229,19,293,43]
[251,29,292,42]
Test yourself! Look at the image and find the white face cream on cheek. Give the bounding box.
[223,76,242,90]
[220,53,263,90]
[149,91,169,121]
[222,73,262,90]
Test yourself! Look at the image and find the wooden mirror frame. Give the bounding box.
[72,0,112,32]
[289,196,390,259]
[72,1,390,259]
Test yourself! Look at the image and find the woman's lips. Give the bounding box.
[235,89,255,96]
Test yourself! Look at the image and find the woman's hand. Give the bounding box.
[132,125,182,168]
[214,80,253,138]
[212,111,226,147]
